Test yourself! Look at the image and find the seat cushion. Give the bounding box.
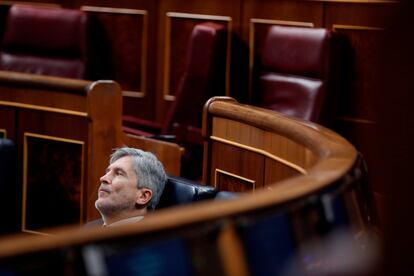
[0,53,85,78]
[259,72,324,121]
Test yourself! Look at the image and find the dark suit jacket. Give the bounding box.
[84,218,104,227]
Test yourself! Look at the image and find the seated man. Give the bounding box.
[90,147,167,227]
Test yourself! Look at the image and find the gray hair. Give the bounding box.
[110,147,167,210]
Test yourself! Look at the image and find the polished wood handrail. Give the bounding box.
[203,96,354,159]
[0,71,91,94]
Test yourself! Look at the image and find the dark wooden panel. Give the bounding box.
[72,0,148,9]
[324,2,398,124]
[333,26,384,121]
[0,5,10,42]
[216,169,255,192]
[5,0,61,5]
[84,7,145,93]
[210,141,264,191]
[325,2,396,28]
[372,191,390,232]
[23,133,84,232]
[243,0,324,38]
[17,110,89,141]
[0,107,16,141]
[330,117,379,230]
[264,158,301,188]
[324,3,398,232]
[73,0,158,121]
[17,109,89,232]
[333,118,382,194]
[83,7,155,121]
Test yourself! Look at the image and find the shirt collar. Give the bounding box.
[104,215,144,227]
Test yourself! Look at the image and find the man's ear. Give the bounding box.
[136,188,152,206]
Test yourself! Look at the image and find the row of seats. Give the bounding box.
[0,4,344,179]
[0,4,343,123]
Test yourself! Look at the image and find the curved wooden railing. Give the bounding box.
[202,97,357,194]
[0,97,370,275]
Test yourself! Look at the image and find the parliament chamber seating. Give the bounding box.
[0,97,375,275]
[252,25,342,125]
[0,5,88,79]
[123,22,228,179]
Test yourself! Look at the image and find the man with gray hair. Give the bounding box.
[93,147,167,227]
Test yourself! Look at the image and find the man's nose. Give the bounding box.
[100,172,111,184]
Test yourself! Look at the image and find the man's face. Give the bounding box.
[95,156,140,215]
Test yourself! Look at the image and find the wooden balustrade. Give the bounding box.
[0,97,371,275]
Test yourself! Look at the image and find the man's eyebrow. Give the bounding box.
[116,167,127,175]
[105,165,126,174]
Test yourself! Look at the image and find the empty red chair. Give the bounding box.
[123,22,227,179]
[123,22,227,142]
[0,5,88,79]
[253,25,342,124]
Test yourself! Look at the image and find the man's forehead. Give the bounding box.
[108,156,134,169]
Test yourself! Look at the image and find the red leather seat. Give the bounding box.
[0,5,88,79]
[253,25,341,124]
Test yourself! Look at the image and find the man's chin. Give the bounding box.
[95,199,108,211]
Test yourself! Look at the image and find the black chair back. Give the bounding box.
[157,176,218,209]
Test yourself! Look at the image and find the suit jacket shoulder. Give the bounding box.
[84,218,103,228]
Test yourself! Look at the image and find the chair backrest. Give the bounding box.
[0,5,88,79]
[157,175,218,209]
[253,25,341,124]
[161,22,227,137]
